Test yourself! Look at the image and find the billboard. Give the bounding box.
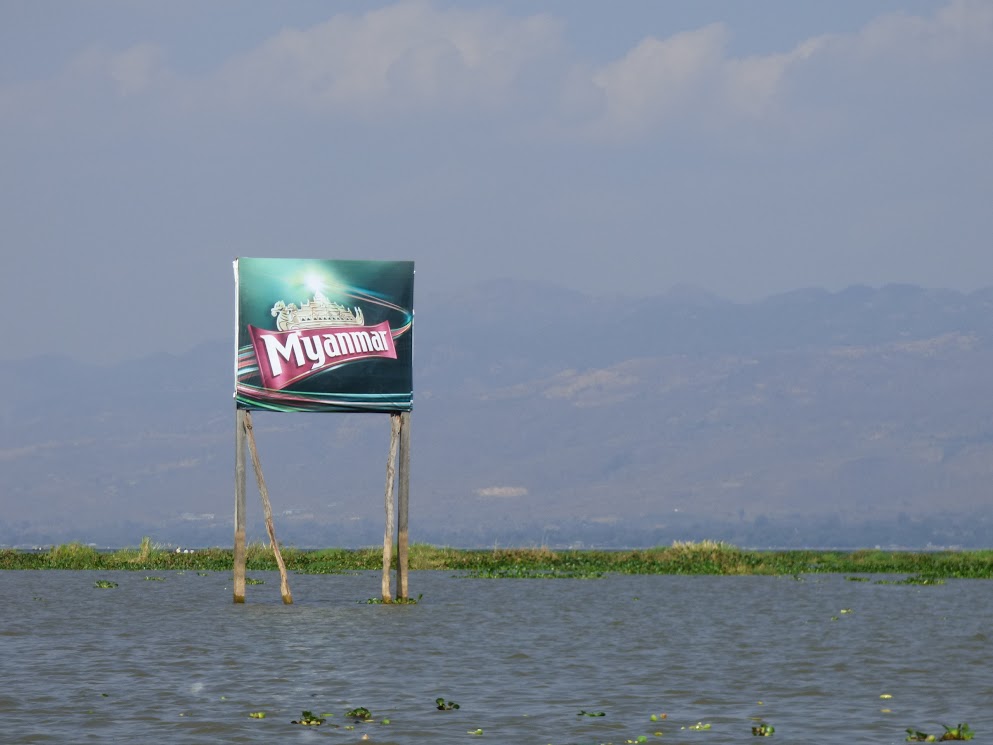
[234,258,414,413]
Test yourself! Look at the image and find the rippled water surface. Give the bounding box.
[1,570,991,744]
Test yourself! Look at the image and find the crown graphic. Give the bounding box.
[270,291,366,331]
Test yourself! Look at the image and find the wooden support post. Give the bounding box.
[243,411,293,605]
[382,413,401,602]
[397,411,411,600]
[233,409,247,603]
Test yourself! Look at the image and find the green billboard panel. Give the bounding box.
[234,258,414,413]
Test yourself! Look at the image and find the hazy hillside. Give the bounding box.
[2,282,992,548]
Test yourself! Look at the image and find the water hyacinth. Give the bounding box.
[4,540,993,579]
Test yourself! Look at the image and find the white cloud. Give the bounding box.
[588,24,728,139]
[577,0,993,141]
[848,0,993,63]
[62,42,171,99]
[104,43,168,96]
[209,1,561,115]
[0,42,171,126]
[2,0,990,140]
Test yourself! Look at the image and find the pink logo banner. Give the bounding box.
[248,320,397,390]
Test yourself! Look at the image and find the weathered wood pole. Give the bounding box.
[397,411,411,600]
[382,413,401,602]
[233,408,247,603]
[243,411,293,605]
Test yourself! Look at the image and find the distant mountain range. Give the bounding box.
[2,281,992,549]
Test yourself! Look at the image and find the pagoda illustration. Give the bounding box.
[270,291,365,331]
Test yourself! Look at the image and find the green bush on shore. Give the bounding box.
[1,540,992,578]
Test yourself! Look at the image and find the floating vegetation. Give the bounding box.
[906,723,975,741]
[143,576,165,581]
[48,542,101,570]
[650,713,667,722]
[685,721,712,730]
[846,576,871,581]
[467,728,483,735]
[291,711,325,726]
[345,706,373,721]
[461,566,604,579]
[248,712,265,719]
[436,698,460,711]
[364,593,423,604]
[4,540,993,579]
[93,580,118,589]
[878,575,946,586]
[908,723,975,741]
[752,722,775,736]
[578,710,606,717]
[244,577,265,585]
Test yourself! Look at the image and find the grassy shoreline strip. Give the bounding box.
[1,540,992,577]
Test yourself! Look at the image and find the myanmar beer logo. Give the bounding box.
[250,289,398,390]
[234,258,414,413]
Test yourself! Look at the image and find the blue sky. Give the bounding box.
[2,0,990,362]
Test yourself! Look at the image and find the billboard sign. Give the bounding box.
[234,258,414,413]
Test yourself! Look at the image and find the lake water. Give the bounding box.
[1,570,990,744]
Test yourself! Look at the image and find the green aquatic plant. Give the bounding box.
[939,723,974,740]
[752,722,775,736]
[244,577,265,585]
[875,574,946,586]
[4,541,993,577]
[7,541,993,577]
[685,721,711,730]
[345,706,372,721]
[436,697,460,710]
[462,565,604,579]
[93,580,118,589]
[248,711,265,719]
[291,711,325,726]
[888,575,945,586]
[143,576,165,581]
[50,542,101,569]
[578,710,606,717]
[364,593,423,604]
[906,723,974,741]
